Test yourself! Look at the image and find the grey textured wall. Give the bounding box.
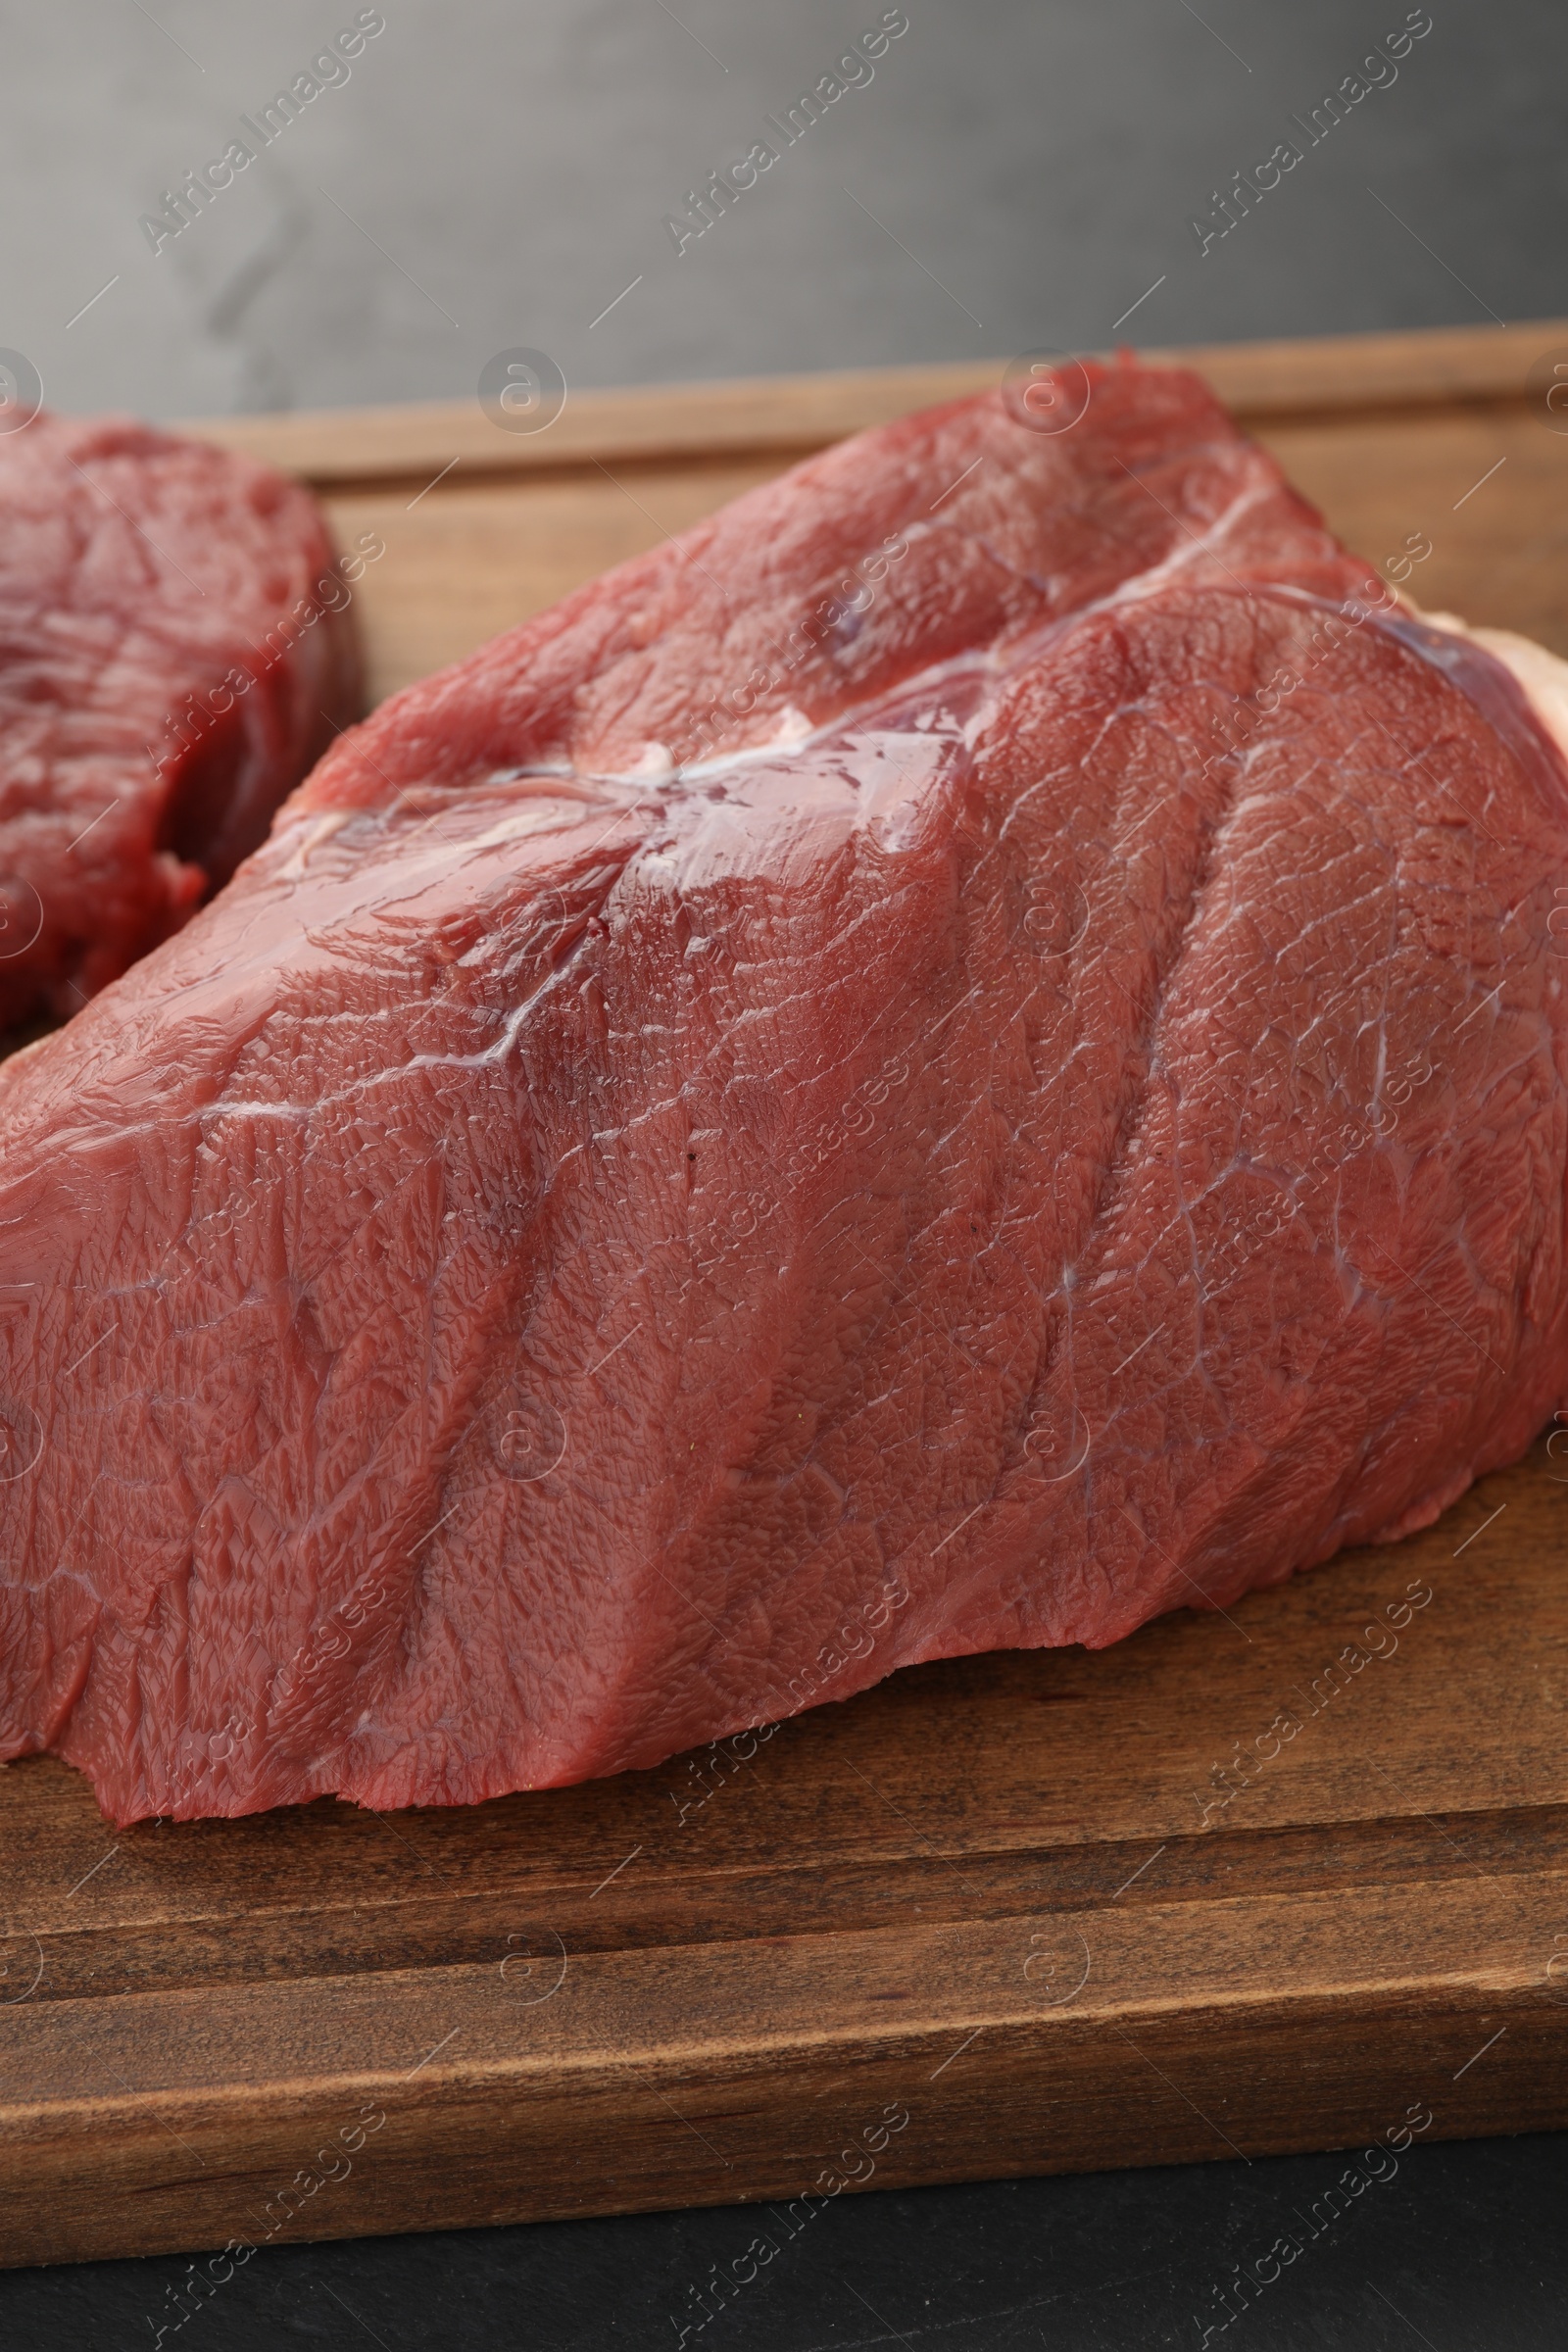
[0,0,1562,420]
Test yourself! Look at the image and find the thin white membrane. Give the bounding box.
[497,470,1288,800]
[64,569,1568,1156]
[1404,603,1568,769]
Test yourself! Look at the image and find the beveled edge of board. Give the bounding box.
[2,1862,1563,2268]
[177,318,1568,490]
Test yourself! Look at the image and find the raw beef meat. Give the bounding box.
[2,358,1565,1824]
[0,411,361,1027]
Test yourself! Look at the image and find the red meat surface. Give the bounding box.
[1,359,1565,1824]
[0,411,362,1027]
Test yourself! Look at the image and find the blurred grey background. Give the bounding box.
[0,0,1562,419]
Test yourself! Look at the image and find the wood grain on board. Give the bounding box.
[2,320,1567,2271]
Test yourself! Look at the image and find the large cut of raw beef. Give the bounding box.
[2,358,1566,1823]
[0,411,361,1027]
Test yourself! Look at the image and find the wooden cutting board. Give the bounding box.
[4,320,1568,2272]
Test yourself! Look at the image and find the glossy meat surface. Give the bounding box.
[2,361,1564,1823]
[0,412,361,1025]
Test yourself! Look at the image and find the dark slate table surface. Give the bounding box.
[4,2131,1564,2349]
